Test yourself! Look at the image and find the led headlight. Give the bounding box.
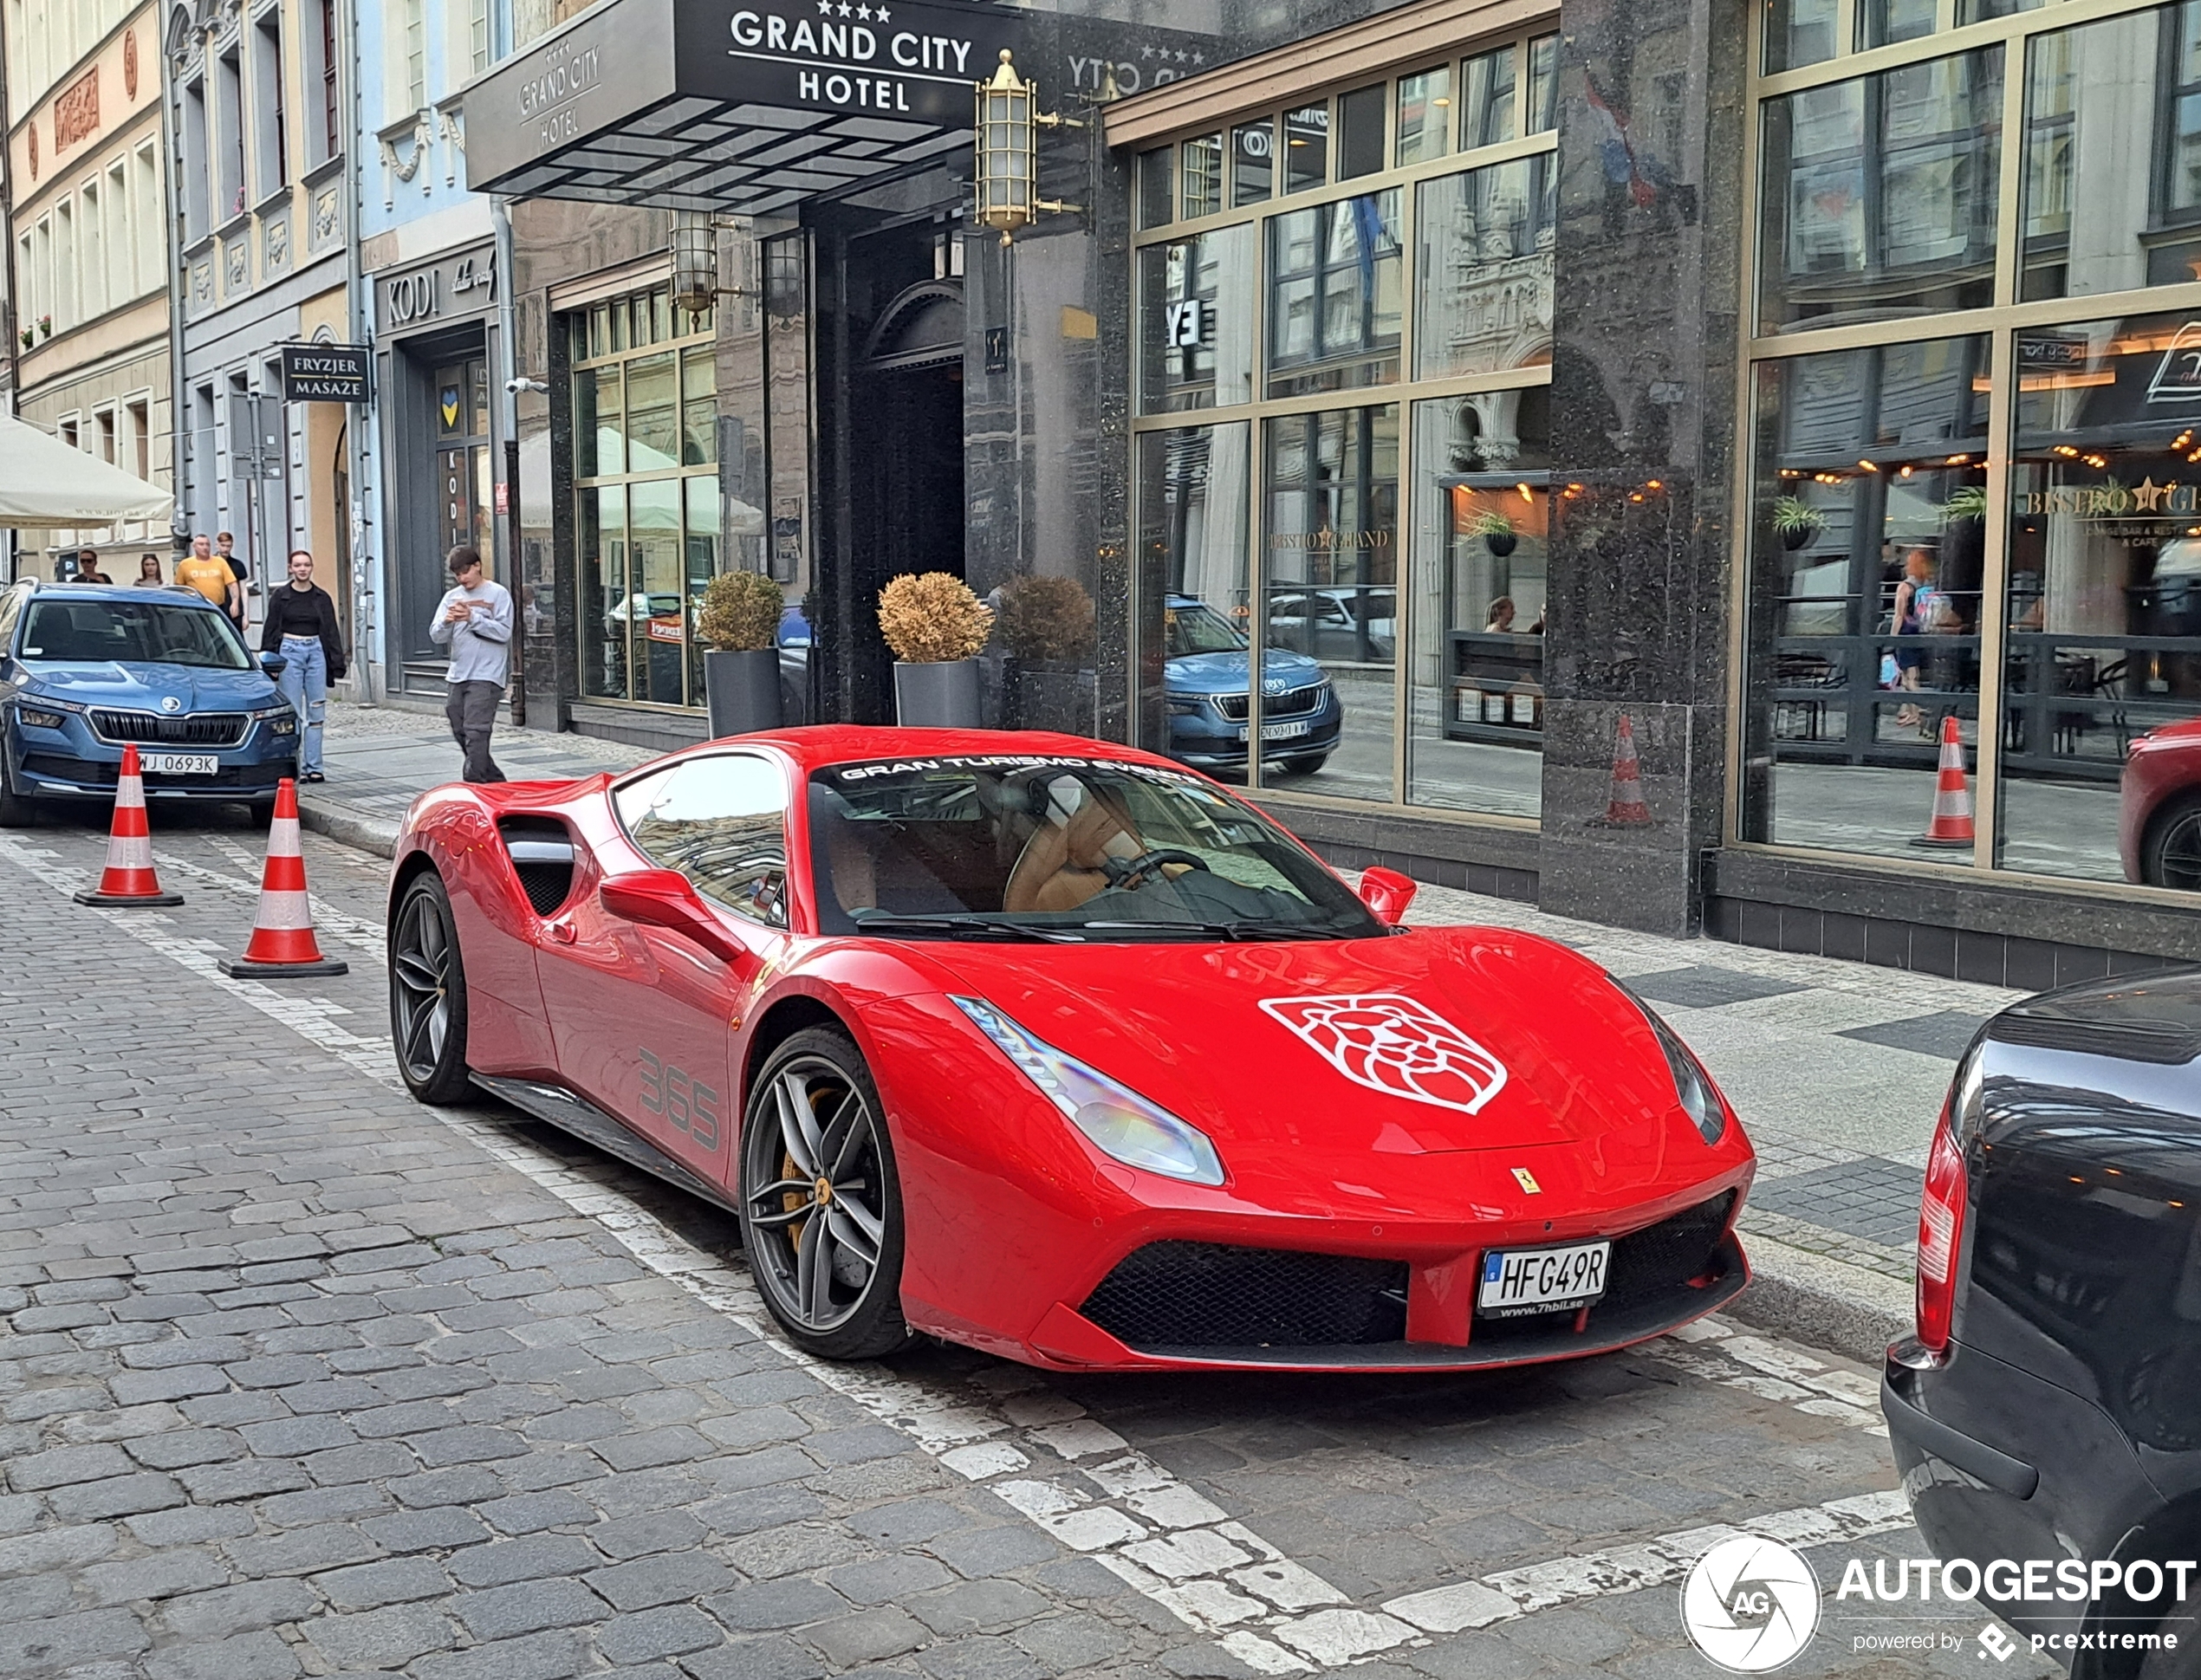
[14,704,70,730]
[951,996,1225,1185]
[1624,992,1725,1145]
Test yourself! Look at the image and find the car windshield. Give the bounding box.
[20,598,251,670]
[808,755,1381,942]
[1165,601,1246,657]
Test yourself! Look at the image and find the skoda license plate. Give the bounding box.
[1238,720,1312,743]
[140,753,218,776]
[1477,1240,1610,1317]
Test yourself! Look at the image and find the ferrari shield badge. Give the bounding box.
[1260,993,1510,1115]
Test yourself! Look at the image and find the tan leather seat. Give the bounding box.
[1002,783,1144,915]
[828,823,878,914]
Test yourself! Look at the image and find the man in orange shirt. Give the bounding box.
[175,535,240,623]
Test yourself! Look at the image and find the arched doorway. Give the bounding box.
[856,279,965,587]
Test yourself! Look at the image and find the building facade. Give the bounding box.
[165,0,354,644]
[5,0,175,578]
[445,0,2201,979]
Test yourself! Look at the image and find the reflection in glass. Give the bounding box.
[1139,225,1256,414]
[1759,48,2003,332]
[1266,191,1402,398]
[1338,84,1386,179]
[685,476,717,708]
[1396,65,1452,166]
[1260,405,1398,799]
[1740,337,1991,859]
[1765,0,1839,73]
[1859,0,1937,49]
[581,483,627,701]
[1414,159,1555,381]
[630,479,685,705]
[1233,119,1273,204]
[1999,311,2201,888]
[1408,391,1549,817]
[1140,146,1172,228]
[1183,133,1225,221]
[1527,35,1559,135]
[681,348,716,466]
[2021,7,2201,300]
[1134,425,1252,780]
[1285,105,1329,193]
[1460,45,1516,150]
[627,354,678,471]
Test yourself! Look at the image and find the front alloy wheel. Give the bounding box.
[738,1027,912,1359]
[389,872,471,1104]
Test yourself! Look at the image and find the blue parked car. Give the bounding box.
[1162,594,1340,775]
[0,581,301,825]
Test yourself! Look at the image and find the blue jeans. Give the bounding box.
[277,635,327,774]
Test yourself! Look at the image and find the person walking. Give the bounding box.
[216,530,250,639]
[133,554,165,586]
[263,549,347,783]
[175,535,239,621]
[431,546,512,783]
[75,548,114,583]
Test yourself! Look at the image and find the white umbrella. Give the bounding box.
[0,412,173,527]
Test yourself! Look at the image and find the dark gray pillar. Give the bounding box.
[1538,0,1750,936]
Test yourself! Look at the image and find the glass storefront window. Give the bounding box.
[681,348,715,464]
[1407,389,1549,817]
[1338,85,1386,179]
[1233,120,1273,204]
[1459,44,1516,150]
[627,354,678,471]
[1526,35,1559,135]
[1260,405,1399,798]
[1414,159,1555,381]
[581,482,627,701]
[1766,0,1839,74]
[1396,65,1452,166]
[1139,226,1256,413]
[1285,105,1329,193]
[1758,48,2003,333]
[1998,310,2201,887]
[1740,336,1992,859]
[1183,133,1225,220]
[1140,146,1173,229]
[1266,190,1403,397]
[2021,5,2201,302]
[685,476,718,708]
[1135,425,1252,777]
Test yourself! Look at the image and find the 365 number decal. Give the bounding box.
[637,1048,719,1150]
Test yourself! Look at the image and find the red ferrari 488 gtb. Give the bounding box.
[386,728,1754,1371]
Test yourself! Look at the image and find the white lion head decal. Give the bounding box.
[1259,993,1509,1115]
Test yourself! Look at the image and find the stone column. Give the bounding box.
[1537,0,1750,935]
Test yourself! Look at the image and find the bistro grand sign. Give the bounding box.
[464,0,1214,213]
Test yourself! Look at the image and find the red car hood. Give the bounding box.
[890,926,1696,1168]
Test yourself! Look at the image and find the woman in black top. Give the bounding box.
[262,550,347,782]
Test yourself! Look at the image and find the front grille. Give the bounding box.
[1600,1190,1738,1311]
[90,710,250,748]
[23,754,287,791]
[1080,1242,1408,1350]
[1211,684,1324,723]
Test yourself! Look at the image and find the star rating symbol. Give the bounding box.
[854,3,870,15]
[835,1,852,15]
[873,3,888,15]
[1139,43,1153,58]
[2138,477,2169,511]
[1173,47,1188,62]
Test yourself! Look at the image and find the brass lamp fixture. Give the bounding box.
[670,210,752,313]
[973,49,1082,247]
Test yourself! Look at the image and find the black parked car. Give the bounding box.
[1884,971,2201,1675]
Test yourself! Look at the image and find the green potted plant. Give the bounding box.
[1771,495,1825,551]
[879,572,993,727]
[1939,485,1989,524]
[1472,509,1518,558]
[696,568,784,738]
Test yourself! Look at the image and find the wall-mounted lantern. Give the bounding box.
[671,210,753,315]
[973,49,1081,247]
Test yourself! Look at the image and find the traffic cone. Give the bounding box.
[1912,715,1976,849]
[75,744,184,906]
[218,779,348,978]
[1602,714,1653,826]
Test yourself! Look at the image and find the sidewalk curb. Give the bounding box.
[296,795,399,861]
[1726,1237,1910,1365]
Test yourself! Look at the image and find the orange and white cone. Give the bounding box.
[1912,715,1976,850]
[218,778,348,977]
[75,743,184,906]
[1602,714,1653,826]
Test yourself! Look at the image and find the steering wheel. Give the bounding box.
[1101,848,1211,890]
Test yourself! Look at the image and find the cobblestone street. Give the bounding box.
[0,806,2053,1680]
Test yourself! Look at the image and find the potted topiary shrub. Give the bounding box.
[1772,496,1826,551]
[997,574,1096,730]
[879,572,993,727]
[697,569,785,738]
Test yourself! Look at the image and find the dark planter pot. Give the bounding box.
[894,658,982,728]
[704,647,784,738]
[1484,531,1517,558]
[1004,658,1097,733]
[1780,525,1817,551]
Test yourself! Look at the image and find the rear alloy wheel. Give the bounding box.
[2144,793,2201,891]
[389,872,472,1104]
[739,1027,912,1359]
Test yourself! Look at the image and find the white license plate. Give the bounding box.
[1237,719,1313,743]
[1477,1240,1611,1317]
[140,753,218,776]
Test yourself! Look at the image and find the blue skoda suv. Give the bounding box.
[1161,594,1341,775]
[0,581,301,824]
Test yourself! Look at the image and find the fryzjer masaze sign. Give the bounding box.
[280,344,373,404]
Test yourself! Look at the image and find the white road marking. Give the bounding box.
[0,831,1919,1673]
[159,847,386,960]
[1659,1316,1888,1434]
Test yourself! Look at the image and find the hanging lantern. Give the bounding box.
[671,210,717,314]
[972,49,1081,247]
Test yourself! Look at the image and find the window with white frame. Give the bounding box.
[53,200,75,332]
[79,175,105,321]
[133,145,161,295]
[394,0,425,116]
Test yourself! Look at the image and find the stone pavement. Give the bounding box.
[289,700,2010,1359]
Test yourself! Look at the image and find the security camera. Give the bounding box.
[505,376,550,395]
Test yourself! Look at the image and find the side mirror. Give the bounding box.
[601,868,752,967]
[1358,866,1417,928]
[259,652,288,678]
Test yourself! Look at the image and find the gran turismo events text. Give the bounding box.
[1838,1556,2197,1605]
